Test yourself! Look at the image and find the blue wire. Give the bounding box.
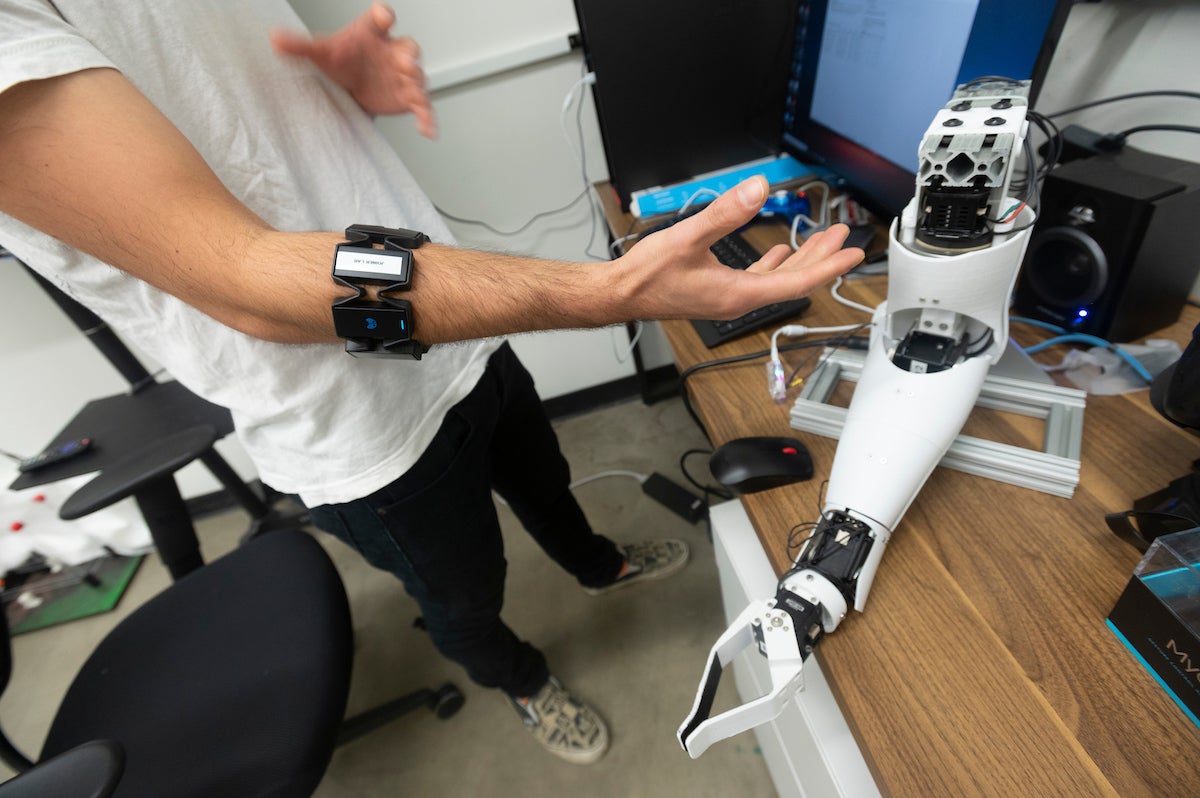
[1020,333,1154,382]
[1010,316,1154,382]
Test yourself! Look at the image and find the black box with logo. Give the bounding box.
[1107,528,1200,728]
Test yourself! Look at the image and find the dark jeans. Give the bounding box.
[307,343,623,697]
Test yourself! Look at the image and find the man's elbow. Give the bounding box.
[219,306,330,346]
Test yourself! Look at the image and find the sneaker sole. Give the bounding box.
[545,739,609,765]
[583,546,690,595]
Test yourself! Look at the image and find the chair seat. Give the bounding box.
[39,530,353,798]
[59,426,217,519]
[9,381,235,493]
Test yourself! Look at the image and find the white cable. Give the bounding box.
[570,469,649,489]
[611,320,644,363]
[493,469,648,507]
[558,72,595,167]
[766,322,867,403]
[558,70,609,261]
[789,212,823,249]
[609,233,638,258]
[830,275,877,315]
[678,188,722,217]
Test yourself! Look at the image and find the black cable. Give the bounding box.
[1044,90,1200,120]
[965,327,995,358]
[1027,110,1063,182]
[1098,124,1200,150]
[678,336,869,438]
[988,112,1060,234]
[1001,134,1042,234]
[784,479,829,562]
[963,75,1024,88]
[784,325,870,389]
[680,448,733,502]
[0,448,25,463]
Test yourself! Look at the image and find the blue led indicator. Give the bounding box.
[400,319,406,331]
[365,317,378,331]
[1078,309,1089,318]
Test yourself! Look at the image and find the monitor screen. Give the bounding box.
[782,0,1074,220]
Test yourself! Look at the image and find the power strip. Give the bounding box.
[630,154,824,218]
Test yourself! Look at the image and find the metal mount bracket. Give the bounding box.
[790,346,1087,498]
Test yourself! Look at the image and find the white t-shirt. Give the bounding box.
[0,0,501,506]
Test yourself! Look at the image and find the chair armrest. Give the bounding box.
[0,740,123,798]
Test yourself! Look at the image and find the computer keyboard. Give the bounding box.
[691,228,811,348]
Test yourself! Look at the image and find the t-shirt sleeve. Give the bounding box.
[0,0,116,95]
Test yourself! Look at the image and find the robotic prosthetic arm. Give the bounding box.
[679,80,1039,758]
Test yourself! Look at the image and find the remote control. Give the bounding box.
[17,437,93,472]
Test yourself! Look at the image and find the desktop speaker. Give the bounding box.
[1013,147,1200,342]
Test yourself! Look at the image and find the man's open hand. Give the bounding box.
[270,3,437,137]
[616,176,865,322]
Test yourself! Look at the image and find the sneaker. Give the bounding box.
[508,676,609,764]
[584,539,690,595]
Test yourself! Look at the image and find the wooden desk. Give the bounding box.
[602,191,1200,796]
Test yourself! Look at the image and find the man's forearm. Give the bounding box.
[240,230,617,346]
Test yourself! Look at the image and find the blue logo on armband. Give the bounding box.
[365,317,378,331]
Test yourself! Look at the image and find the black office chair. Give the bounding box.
[0,270,465,793]
[0,519,463,797]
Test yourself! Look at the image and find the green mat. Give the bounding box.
[3,555,143,635]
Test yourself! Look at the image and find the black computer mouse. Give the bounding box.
[708,436,814,494]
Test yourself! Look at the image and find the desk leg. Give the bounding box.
[627,322,680,405]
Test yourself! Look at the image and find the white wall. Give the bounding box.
[1038,0,1200,165]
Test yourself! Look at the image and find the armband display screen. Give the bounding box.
[333,245,413,282]
[331,223,427,359]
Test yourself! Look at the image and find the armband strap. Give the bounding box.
[331,224,430,360]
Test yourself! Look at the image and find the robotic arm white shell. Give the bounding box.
[679,79,1038,758]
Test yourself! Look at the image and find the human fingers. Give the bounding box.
[744,224,856,276]
[791,223,853,267]
[391,37,437,138]
[411,98,438,139]
[724,245,864,316]
[671,177,767,250]
[268,27,316,57]
[744,243,795,274]
[369,2,397,33]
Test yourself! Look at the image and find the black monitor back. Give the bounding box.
[575,0,796,210]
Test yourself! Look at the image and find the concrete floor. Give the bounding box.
[0,395,778,797]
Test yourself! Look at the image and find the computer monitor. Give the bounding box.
[781,0,1075,221]
[575,0,796,210]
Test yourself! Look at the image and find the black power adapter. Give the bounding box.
[642,472,707,524]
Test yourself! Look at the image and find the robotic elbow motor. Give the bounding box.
[679,79,1038,758]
